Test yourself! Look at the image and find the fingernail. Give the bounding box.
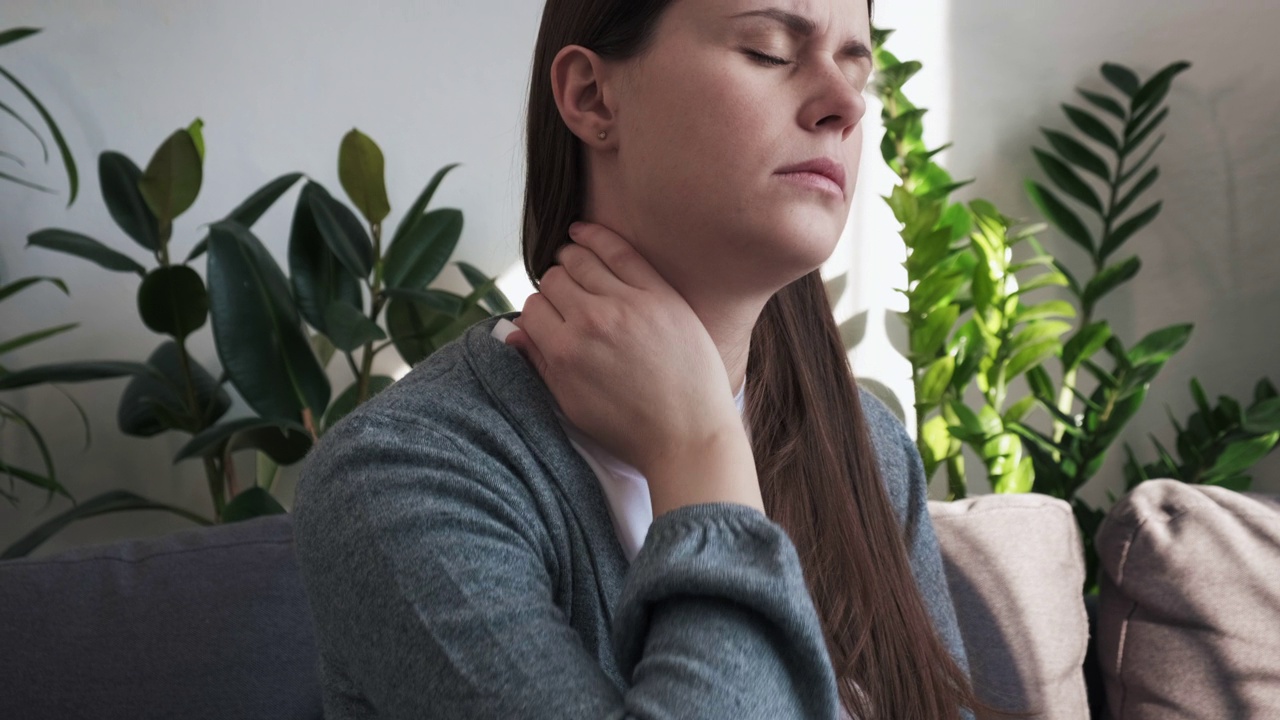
[568,222,581,235]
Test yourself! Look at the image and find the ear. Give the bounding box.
[550,45,617,146]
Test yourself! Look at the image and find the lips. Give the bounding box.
[775,157,847,197]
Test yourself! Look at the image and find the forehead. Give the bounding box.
[680,0,871,36]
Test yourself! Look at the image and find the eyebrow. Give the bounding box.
[730,8,873,63]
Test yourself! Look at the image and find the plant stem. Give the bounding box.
[358,223,385,403]
[1052,118,1129,443]
[175,336,227,517]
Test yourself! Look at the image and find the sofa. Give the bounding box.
[1,479,1277,720]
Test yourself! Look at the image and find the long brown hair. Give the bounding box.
[523,2,995,717]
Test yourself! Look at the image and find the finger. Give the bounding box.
[538,263,593,322]
[567,222,667,292]
[555,241,629,297]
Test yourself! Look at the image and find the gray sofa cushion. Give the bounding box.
[1095,479,1280,719]
[0,514,322,720]
[930,493,1090,719]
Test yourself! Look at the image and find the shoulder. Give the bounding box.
[856,385,922,530]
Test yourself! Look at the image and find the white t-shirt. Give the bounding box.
[491,318,747,561]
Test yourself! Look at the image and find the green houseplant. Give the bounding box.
[3,123,511,557]
[873,28,1070,499]
[0,27,77,202]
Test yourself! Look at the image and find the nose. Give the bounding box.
[803,60,867,142]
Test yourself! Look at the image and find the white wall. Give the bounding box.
[1,0,1275,555]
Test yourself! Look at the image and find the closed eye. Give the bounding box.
[744,49,790,67]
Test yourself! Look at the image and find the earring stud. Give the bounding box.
[598,130,608,140]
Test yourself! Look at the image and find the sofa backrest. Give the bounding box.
[1095,479,1280,719]
[0,514,322,720]
[930,493,1091,720]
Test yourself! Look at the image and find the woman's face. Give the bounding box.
[601,0,872,297]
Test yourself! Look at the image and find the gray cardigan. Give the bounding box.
[293,312,972,719]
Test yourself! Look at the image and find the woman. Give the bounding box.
[294,0,989,717]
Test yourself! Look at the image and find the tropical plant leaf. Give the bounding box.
[221,487,287,523]
[118,340,230,437]
[1101,63,1140,96]
[0,64,78,205]
[98,151,160,251]
[288,186,363,336]
[1101,202,1161,261]
[1026,182,1094,254]
[390,163,461,248]
[0,361,154,391]
[1042,129,1111,182]
[187,172,304,261]
[305,182,374,279]
[1063,104,1119,150]
[338,128,391,225]
[206,221,330,423]
[136,265,208,339]
[0,323,76,356]
[1,490,211,559]
[383,208,465,290]
[27,229,146,276]
[138,127,203,231]
[1033,149,1103,213]
[0,275,68,303]
[1083,256,1141,310]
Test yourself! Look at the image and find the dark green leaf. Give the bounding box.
[384,208,464,290]
[0,323,77,356]
[1063,104,1119,150]
[381,287,464,316]
[174,416,309,463]
[322,376,395,432]
[338,128,391,225]
[1026,181,1094,254]
[1078,88,1126,121]
[1,490,210,559]
[1243,398,1280,434]
[187,172,304,262]
[1131,61,1191,115]
[390,163,461,248]
[0,65,78,205]
[1119,135,1165,185]
[1128,323,1194,367]
[117,341,229,437]
[1025,366,1056,405]
[139,128,203,229]
[206,221,330,422]
[99,151,161,251]
[1064,321,1113,371]
[1083,256,1141,310]
[27,229,146,276]
[0,276,69,303]
[0,361,154,391]
[221,487,287,523]
[1042,129,1110,182]
[1124,109,1168,157]
[457,262,515,314]
[306,183,374,279]
[1034,148,1103,213]
[1112,168,1159,221]
[0,28,41,48]
[1101,63,1140,96]
[386,292,487,366]
[1204,433,1279,480]
[136,265,208,339]
[322,302,387,352]
[288,188,363,335]
[1101,202,1161,261]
